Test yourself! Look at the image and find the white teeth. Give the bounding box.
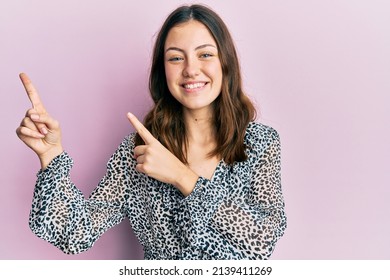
[183,82,205,89]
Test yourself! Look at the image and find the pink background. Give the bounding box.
[1,0,389,259]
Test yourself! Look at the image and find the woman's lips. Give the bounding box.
[182,82,208,92]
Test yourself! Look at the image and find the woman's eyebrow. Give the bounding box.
[195,44,217,50]
[165,44,217,53]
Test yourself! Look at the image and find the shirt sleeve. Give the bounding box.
[175,126,287,259]
[29,136,134,254]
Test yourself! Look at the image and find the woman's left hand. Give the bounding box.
[127,112,198,196]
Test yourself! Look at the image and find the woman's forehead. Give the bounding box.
[164,20,217,50]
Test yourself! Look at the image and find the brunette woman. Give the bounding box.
[16,4,286,259]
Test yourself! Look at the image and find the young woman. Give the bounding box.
[16,4,286,260]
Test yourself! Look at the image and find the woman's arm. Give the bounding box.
[29,136,134,254]
[16,73,134,254]
[213,130,287,259]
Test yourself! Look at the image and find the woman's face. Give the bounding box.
[164,20,223,114]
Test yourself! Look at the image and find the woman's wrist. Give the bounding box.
[173,165,199,197]
[39,145,64,170]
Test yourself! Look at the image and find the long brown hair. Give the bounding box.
[135,4,256,165]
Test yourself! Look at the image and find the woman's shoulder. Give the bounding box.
[244,121,280,148]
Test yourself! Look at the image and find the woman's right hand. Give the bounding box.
[16,73,63,169]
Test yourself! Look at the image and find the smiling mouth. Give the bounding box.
[182,82,208,89]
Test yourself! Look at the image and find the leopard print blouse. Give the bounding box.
[29,122,287,259]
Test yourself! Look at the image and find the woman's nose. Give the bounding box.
[182,58,200,78]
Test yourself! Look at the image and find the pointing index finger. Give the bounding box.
[127,112,155,144]
[19,73,45,111]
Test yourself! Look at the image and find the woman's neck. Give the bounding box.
[183,108,220,172]
[183,108,215,144]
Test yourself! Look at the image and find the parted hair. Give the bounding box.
[135,4,256,165]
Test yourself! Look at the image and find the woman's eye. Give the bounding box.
[168,57,183,62]
[200,53,213,58]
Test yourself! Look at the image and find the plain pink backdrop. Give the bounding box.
[1,0,389,259]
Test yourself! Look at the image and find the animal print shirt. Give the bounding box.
[29,122,287,259]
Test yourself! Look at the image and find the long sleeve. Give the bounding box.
[29,136,134,254]
[28,124,286,259]
[175,124,287,259]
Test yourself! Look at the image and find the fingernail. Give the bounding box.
[41,127,48,135]
[127,112,134,118]
[31,114,39,120]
